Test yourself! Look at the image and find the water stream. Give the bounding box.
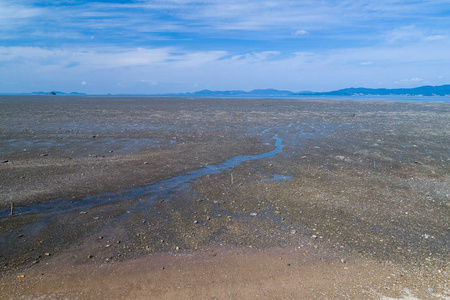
[0,132,283,218]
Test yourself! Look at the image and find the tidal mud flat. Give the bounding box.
[0,96,449,299]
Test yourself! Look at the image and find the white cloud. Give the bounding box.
[0,46,227,70]
[0,2,43,24]
[1,1,450,93]
[394,77,424,84]
[425,35,445,41]
[385,25,422,43]
[294,30,309,35]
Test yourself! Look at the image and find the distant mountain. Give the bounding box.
[167,85,450,97]
[169,88,302,97]
[314,85,450,96]
[2,84,449,97]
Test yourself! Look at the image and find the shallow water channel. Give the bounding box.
[0,131,283,219]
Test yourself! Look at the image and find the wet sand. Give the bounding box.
[0,96,449,299]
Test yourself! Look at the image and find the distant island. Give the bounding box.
[168,84,450,97]
[2,84,450,97]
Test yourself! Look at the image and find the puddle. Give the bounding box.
[262,174,292,182]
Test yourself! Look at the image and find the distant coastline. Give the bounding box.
[2,84,450,97]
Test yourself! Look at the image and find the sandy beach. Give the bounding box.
[0,96,448,299]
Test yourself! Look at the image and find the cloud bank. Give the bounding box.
[1,0,449,93]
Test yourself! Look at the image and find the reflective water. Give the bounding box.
[0,132,283,218]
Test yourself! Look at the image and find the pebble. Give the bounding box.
[1,160,9,163]
[193,220,198,224]
[250,213,257,216]
[340,259,346,263]
[105,244,111,247]
[311,234,317,239]
[39,153,49,157]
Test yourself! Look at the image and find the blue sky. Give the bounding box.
[1,0,449,94]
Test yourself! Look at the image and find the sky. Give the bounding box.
[1,0,450,94]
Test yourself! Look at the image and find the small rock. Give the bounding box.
[144,162,149,165]
[193,220,198,224]
[45,253,51,256]
[274,211,281,215]
[340,259,346,263]
[291,230,297,234]
[335,156,345,160]
[105,244,111,248]
[79,211,88,214]
[161,267,165,270]
[311,234,317,239]
[249,213,257,216]
[39,153,49,157]
[1,160,9,163]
